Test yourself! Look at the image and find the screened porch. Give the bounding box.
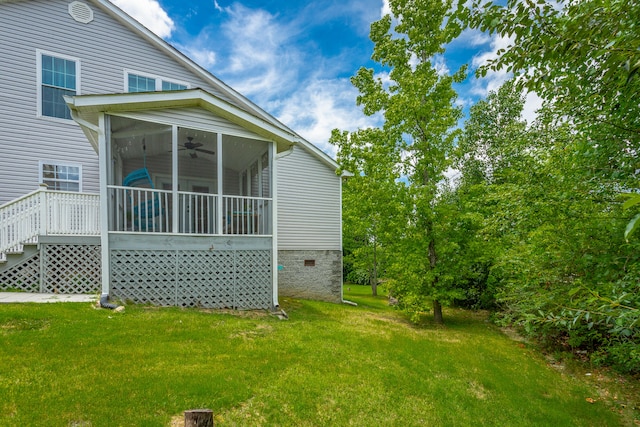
[107,115,272,236]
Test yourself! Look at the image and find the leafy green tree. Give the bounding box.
[457,0,640,132]
[334,0,465,323]
[453,78,640,373]
[451,0,640,374]
[456,0,640,232]
[455,80,529,187]
[452,81,535,310]
[623,193,640,241]
[331,128,405,295]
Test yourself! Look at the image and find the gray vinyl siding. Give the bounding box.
[0,0,236,205]
[277,148,341,250]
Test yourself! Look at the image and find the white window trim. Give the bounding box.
[36,49,81,122]
[39,160,83,192]
[123,69,190,92]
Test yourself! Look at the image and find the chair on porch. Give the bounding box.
[123,167,161,231]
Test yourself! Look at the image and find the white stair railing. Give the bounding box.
[0,186,100,254]
[0,188,43,254]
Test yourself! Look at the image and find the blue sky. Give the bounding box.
[112,0,541,157]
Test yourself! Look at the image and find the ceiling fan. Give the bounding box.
[177,137,215,158]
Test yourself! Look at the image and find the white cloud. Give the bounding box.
[471,33,513,70]
[433,55,450,76]
[381,0,391,17]
[213,4,302,102]
[180,45,216,69]
[469,34,514,98]
[275,78,382,157]
[453,28,491,48]
[374,70,392,88]
[522,91,543,125]
[467,33,543,124]
[141,1,384,157]
[111,0,175,38]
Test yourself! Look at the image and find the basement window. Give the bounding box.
[304,260,316,267]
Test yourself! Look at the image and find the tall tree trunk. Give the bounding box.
[371,237,378,296]
[433,299,443,324]
[428,236,443,324]
[428,238,437,269]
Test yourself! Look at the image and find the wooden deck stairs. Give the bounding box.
[0,189,101,294]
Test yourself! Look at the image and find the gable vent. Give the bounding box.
[68,1,94,24]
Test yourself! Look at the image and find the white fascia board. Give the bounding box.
[65,90,299,151]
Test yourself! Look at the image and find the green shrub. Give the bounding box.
[345,268,369,286]
[591,340,640,375]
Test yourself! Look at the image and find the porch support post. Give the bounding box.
[172,125,179,233]
[216,133,223,234]
[98,113,110,297]
[270,141,278,308]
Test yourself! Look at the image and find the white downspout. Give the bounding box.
[276,144,294,159]
[216,133,223,234]
[271,144,295,312]
[97,113,110,300]
[69,108,100,133]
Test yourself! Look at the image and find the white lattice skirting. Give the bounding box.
[0,252,41,292]
[110,249,272,309]
[0,244,101,294]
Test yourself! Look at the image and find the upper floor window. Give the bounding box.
[161,80,188,91]
[125,71,188,93]
[37,51,80,120]
[128,74,156,93]
[39,161,82,192]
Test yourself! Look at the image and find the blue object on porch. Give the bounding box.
[123,168,154,188]
[123,166,161,231]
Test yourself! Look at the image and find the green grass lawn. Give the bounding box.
[0,286,635,426]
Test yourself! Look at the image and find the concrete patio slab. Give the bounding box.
[0,292,98,303]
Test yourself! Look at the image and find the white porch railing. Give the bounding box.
[0,187,100,254]
[1,186,271,254]
[109,185,272,235]
[111,186,171,233]
[223,195,271,235]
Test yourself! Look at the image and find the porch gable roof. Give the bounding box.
[65,89,300,153]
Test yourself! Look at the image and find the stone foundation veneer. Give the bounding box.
[277,250,343,303]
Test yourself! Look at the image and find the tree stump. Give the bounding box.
[184,409,214,427]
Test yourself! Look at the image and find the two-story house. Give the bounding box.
[0,0,345,309]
